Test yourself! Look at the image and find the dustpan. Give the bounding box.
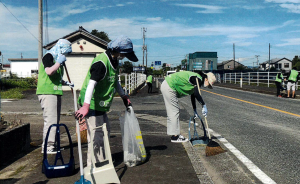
[42,124,75,178]
[188,116,209,146]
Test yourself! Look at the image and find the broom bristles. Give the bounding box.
[205,140,226,156]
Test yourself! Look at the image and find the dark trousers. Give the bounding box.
[275,81,285,96]
[147,82,152,93]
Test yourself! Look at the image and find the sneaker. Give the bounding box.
[171,135,189,143]
[278,95,282,98]
[41,147,58,154]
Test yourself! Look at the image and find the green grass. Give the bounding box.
[1,88,25,99]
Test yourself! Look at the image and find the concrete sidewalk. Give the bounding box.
[0,83,213,184]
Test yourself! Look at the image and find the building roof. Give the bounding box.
[44,26,108,50]
[260,57,292,65]
[218,59,244,66]
[8,58,38,62]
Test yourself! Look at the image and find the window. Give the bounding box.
[284,63,289,68]
[279,64,282,69]
[227,65,231,69]
[31,70,38,74]
[77,41,80,44]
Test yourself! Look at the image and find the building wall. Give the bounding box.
[223,60,243,70]
[188,52,218,71]
[71,38,106,53]
[11,61,38,77]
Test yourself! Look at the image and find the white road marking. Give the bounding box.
[210,129,277,184]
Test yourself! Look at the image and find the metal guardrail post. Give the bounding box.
[240,78,242,88]
[257,72,259,86]
[248,72,250,85]
[268,72,269,87]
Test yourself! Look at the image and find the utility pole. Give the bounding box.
[38,0,43,70]
[233,43,235,70]
[145,45,148,75]
[142,27,147,74]
[255,55,260,71]
[268,43,270,71]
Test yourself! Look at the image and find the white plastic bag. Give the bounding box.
[119,106,146,167]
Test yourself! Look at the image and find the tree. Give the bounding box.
[121,61,133,74]
[91,30,111,42]
[292,55,300,70]
[235,65,247,71]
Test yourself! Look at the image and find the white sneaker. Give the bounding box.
[41,147,57,154]
[171,135,189,143]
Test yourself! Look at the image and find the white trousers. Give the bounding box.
[86,114,110,167]
[160,80,181,135]
[38,95,61,149]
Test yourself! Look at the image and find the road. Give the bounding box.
[179,85,300,184]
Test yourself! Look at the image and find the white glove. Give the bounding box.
[65,81,74,88]
[202,105,207,117]
[57,54,66,65]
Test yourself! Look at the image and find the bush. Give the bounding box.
[1,88,24,99]
[1,77,37,90]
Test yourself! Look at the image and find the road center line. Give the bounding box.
[202,89,300,118]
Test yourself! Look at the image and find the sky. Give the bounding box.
[1,0,300,68]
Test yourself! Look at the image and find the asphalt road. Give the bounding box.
[179,85,300,184]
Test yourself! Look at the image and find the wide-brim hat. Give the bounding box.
[206,72,216,89]
[107,35,138,62]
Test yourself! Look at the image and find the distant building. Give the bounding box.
[217,59,244,70]
[8,58,38,77]
[186,52,218,71]
[259,58,292,71]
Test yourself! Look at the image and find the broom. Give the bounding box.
[195,76,226,156]
[63,64,87,144]
[204,116,226,156]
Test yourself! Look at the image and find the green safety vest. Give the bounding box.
[288,70,299,82]
[165,71,202,98]
[36,58,64,95]
[147,75,153,83]
[78,53,119,112]
[275,73,283,83]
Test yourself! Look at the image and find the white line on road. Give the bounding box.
[210,129,277,184]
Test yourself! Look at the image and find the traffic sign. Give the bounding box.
[155,61,161,65]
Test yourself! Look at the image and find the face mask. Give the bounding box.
[117,56,125,60]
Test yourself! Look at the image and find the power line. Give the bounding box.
[0,1,39,42]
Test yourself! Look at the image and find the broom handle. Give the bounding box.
[204,116,211,140]
[63,64,84,177]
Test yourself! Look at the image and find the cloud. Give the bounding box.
[276,38,300,46]
[241,5,265,10]
[174,3,226,14]
[280,3,300,13]
[265,0,300,3]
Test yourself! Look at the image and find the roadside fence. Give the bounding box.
[223,71,299,90]
[119,73,146,95]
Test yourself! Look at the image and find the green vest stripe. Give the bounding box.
[78,53,118,112]
[36,58,63,95]
[165,71,202,98]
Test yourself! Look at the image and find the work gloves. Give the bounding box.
[202,105,207,117]
[75,103,90,119]
[57,54,66,65]
[121,95,132,110]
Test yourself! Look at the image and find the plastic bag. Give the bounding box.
[119,106,146,167]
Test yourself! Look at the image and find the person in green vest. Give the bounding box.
[275,69,286,98]
[75,35,138,166]
[36,39,73,154]
[286,67,299,98]
[146,75,153,93]
[160,71,216,143]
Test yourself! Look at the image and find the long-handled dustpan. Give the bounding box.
[63,64,91,184]
[188,116,209,146]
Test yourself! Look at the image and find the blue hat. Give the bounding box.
[107,35,138,62]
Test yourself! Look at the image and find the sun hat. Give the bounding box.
[206,72,216,89]
[107,35,138,62]
[46,39,72,61]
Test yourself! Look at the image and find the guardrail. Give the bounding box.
[119,73,146,95]
[223,71,299,90]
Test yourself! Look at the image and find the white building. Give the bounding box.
[8,58,38,78]
[44,26,108,90]
[259,58,292,71]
